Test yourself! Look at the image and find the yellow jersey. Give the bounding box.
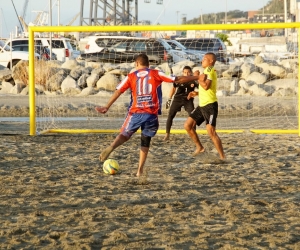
[199,66,218,107]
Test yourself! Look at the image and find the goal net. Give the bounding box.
[27,24,299,135]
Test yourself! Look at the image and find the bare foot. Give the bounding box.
[163,134,170,141]
[99,146,114,161]
[136,170,143,177]
[136,167,144,177]
[192,147,205,157]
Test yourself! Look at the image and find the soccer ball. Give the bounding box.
[103,159,119,175]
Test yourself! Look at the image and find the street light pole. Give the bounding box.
[225,0,227,24]
[284,0,287,38]
[176,11,180,24]
[57,0,60,26]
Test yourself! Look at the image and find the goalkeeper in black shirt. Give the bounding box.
[164,66,199,141]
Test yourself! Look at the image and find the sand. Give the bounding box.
[0,131,300,249]
[0,93,299,249]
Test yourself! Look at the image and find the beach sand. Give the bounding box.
[0,132,300,249]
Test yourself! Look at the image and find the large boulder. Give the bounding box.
[70,66,86,80]
[96,73,119,91]
[248,84,272,96]
[0,69,13,82]
[240,63,256,79]
[246,72,268,85]
[46,73,66,91]
[86,73,100,87]
[61,75,80,94]
[61,59,79,70]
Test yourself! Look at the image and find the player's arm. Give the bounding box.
[198,77,212,91]
[187,91,198,100]
[174,74,206,84]
[95,89,122,114]
[166,86,176,109]
[169,86,176,99]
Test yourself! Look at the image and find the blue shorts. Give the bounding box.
[121,113,159,138]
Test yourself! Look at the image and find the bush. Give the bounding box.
[13,60,52,86]
[216,33,232,46]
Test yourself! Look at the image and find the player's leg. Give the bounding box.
[137,135,151,177]
[164,100,181,141]
[100,134,130,161]
[204,102,225,160]
[137,114,159,176]
[184,107,205,156]
[206,124,225,160]
[184,99,196,131]
[99,112,138,161]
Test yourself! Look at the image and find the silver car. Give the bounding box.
[164,39,204,63]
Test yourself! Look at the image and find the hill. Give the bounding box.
[186,0,290,24]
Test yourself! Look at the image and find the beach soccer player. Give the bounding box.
[164,66,199,141]
[95,54,207,177]
[184,52,225,160]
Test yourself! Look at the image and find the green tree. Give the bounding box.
[216,33,232,46]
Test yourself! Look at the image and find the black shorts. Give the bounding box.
[190,102,218,127]
[170,98,194,114]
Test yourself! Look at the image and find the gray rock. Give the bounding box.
[246,72,268,85]
[240,63,256,79]
[248,84,271,96]
[46,73,66,91]
[91,67,105,76]
[86,73,100,87]
[78,86,98,96]
[0,81,14,93]
[0,69,12,82]
[96,73,119,91]
[61,75,78,94]
[77,73,89,89]
[61,59,79,70]
[70,66,85,80]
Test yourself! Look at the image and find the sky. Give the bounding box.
[0,0,267,38]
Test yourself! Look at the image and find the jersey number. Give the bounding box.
[137,77,152,95]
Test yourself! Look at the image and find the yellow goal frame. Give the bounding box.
[28,23,300,136]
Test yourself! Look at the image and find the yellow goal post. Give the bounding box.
[28,23,300,136]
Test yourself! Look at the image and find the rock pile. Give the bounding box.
[0,55,298,98]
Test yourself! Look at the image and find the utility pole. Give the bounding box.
[284,0,287,38]
[225,0,227,24]
[176,11,180,24]
[57,0,60,26]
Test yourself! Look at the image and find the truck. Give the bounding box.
[6,37,75,62]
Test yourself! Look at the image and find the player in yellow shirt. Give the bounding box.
[184,53,225,160]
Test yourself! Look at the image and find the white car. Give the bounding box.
[6,37,74,62]
[0,40,40,69]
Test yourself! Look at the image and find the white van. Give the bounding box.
[6,37,74,62]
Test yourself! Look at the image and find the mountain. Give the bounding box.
[185,0,291,24]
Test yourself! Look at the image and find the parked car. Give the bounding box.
[79,37,190,64]
[6,37,74,62]
[12,44,57,60]
[0,40,40,68]
[83,35,130,53]
[175,37,228,63]
[164,39,204,63]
